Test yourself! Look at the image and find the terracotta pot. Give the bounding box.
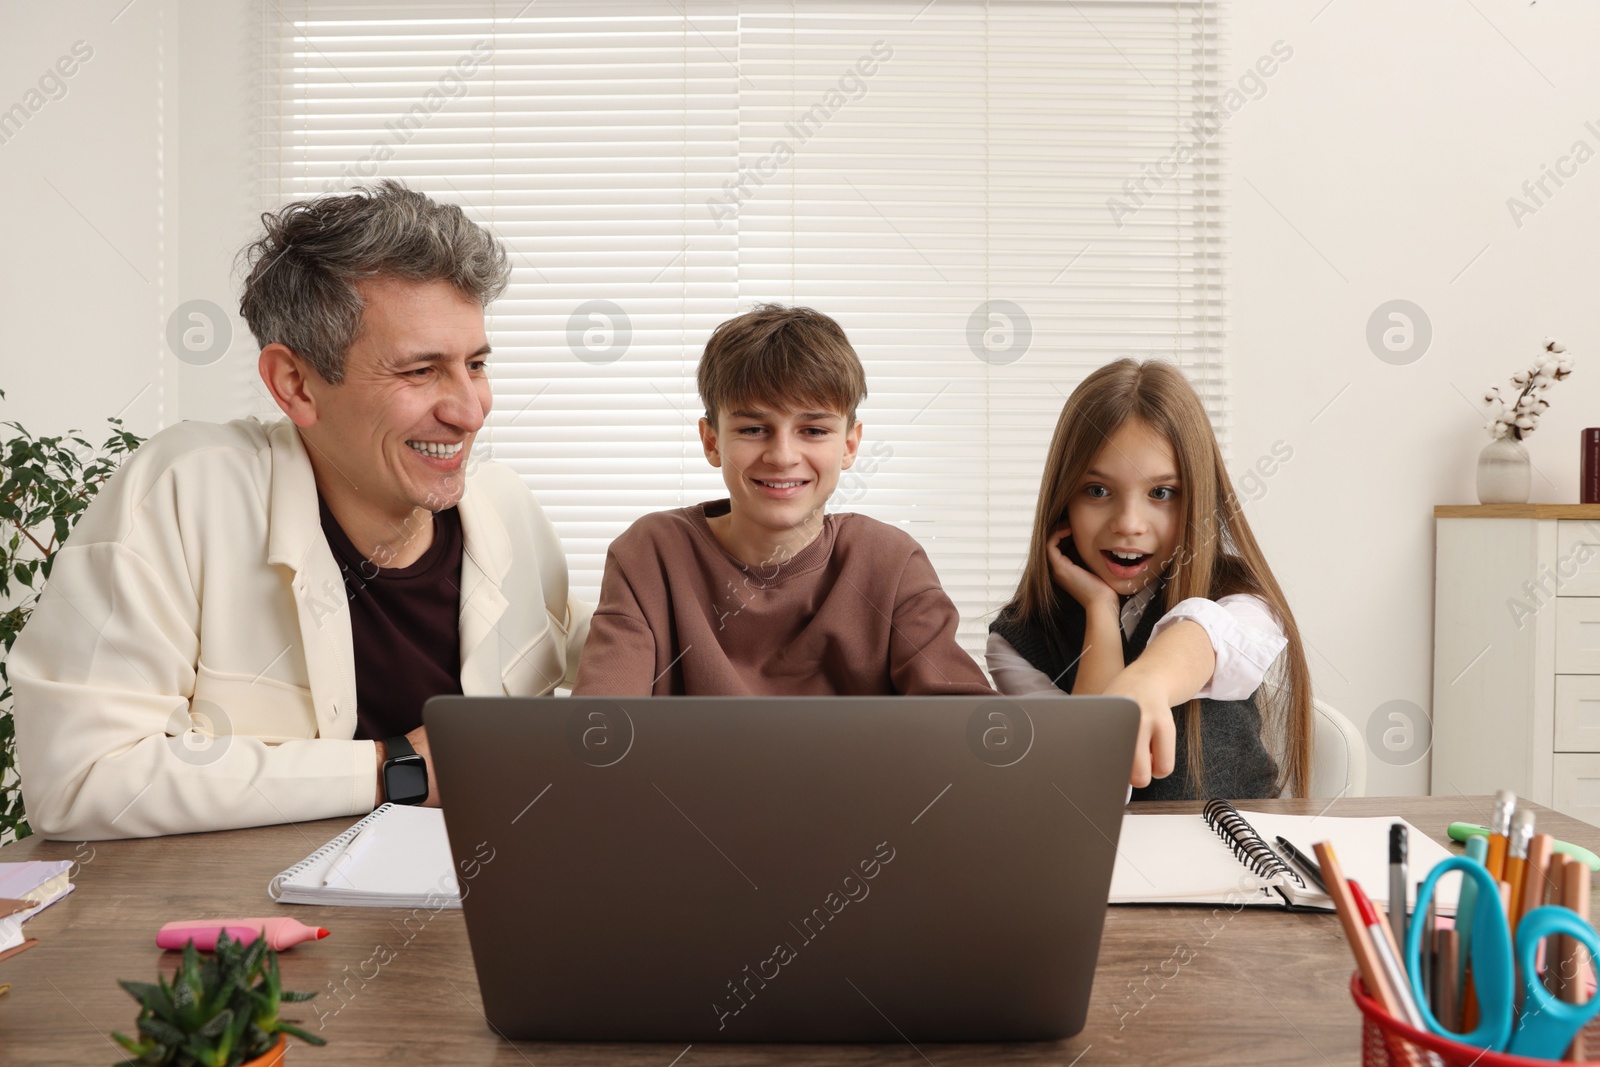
[241,1035,288,1067]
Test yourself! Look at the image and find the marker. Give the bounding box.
[1353,880,1427,1031]
[156,917,330,952]
[1275,836,1327,893]
[1419,885,1437,1012]
[1460,833,1492,1032]
[1484,791,1518,882]
[1447,822,1600,873]
[1459,838,1491,1017]
[1390,823,1408,950]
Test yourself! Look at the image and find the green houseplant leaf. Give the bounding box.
[0,391,144,843]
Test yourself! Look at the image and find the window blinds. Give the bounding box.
[258,0,1227,658]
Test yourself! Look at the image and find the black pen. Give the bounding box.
[1390,822,1408,950]
[1275,836,1327,893]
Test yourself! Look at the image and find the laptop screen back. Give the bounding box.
[425,695,1137,1042]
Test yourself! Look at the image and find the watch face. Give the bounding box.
[385,754,429,805]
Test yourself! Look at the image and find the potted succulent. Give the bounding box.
[1478,337,1574,504]
[112,930,327,1066]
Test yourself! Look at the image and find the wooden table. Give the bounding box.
[3,796,1593,1066]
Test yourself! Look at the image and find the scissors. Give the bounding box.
[1507,906,1600,1059]
[1406,854,1600,1056]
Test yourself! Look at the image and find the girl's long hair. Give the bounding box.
[1002,359,1313,797]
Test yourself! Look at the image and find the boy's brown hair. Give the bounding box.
[697,304,868,425]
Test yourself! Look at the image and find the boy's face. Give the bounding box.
[699,403,863,540]
[1063,416,1183,596]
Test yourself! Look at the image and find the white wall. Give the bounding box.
[0,0,257,444]
[5,0,1599,796]
[1230,0,1600,794]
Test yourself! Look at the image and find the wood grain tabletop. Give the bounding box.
[2,795,1591,1066]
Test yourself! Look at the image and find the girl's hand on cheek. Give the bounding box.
[1046,525,1119,613]
[1103,673,1176,788]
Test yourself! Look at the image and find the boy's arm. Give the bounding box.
[570,552,658,696]
[1103,619,1216,787]
[1070,602,1125,695]
[887,549,994,695]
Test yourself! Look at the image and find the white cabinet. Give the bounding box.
[1432,506,1600,827]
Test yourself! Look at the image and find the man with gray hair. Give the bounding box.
[11,181,588,839]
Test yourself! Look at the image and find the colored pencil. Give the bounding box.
[1435,929,1459,1030]
[1562,855,1590,1063]
[1316,842,1397,1010]
[1316,842,1425,1067]
[1484,790,1517,882]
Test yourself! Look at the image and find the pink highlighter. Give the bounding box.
[156,918,329,952]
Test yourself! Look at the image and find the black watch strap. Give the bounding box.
[383,734,415,760]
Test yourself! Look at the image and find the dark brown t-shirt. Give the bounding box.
[318,497,464,741]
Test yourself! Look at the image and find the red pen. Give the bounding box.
[156,917,329,952]
[1352,881,1426,1032]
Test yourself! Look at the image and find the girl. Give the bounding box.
[988,359,1313,799]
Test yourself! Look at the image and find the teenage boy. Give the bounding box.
[573,304,992,696]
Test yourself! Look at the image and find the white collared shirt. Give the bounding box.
[985,590,1288,699]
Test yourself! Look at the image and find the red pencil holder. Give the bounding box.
[1350,973,1600,1066]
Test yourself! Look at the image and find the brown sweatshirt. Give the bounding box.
[572,500,994,696]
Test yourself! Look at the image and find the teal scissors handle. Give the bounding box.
[1507,905,1600,1060]
[1406,855,1514,1051]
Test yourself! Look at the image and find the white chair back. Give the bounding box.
[1308,698,1367,798]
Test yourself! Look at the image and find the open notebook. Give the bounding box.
[1110,800,1460,913]
[268,805,457,908]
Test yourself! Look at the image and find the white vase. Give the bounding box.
[1477,436,1531,504]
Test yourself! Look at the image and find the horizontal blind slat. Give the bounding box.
[262,0,1228,662]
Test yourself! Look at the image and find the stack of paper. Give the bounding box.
[0,860,75,959]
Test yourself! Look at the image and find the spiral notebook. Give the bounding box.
[267,805,459,908]
[1110,800,1459,913]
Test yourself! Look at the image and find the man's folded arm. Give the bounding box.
[10,540,375,840]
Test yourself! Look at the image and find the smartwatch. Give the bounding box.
[380,734,429,806]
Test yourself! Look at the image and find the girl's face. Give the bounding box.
[1063,416,1183,596]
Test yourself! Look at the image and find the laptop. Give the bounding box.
[424,695,1138,1042]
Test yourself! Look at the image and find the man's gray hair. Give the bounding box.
[238,180,509,384]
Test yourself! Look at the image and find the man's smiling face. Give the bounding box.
[299,276,492,524]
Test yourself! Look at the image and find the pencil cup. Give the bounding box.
[1351,974,1600,1066]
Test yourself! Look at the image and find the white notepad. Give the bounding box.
[267,805,459,908]
[1110,802,1460,913]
